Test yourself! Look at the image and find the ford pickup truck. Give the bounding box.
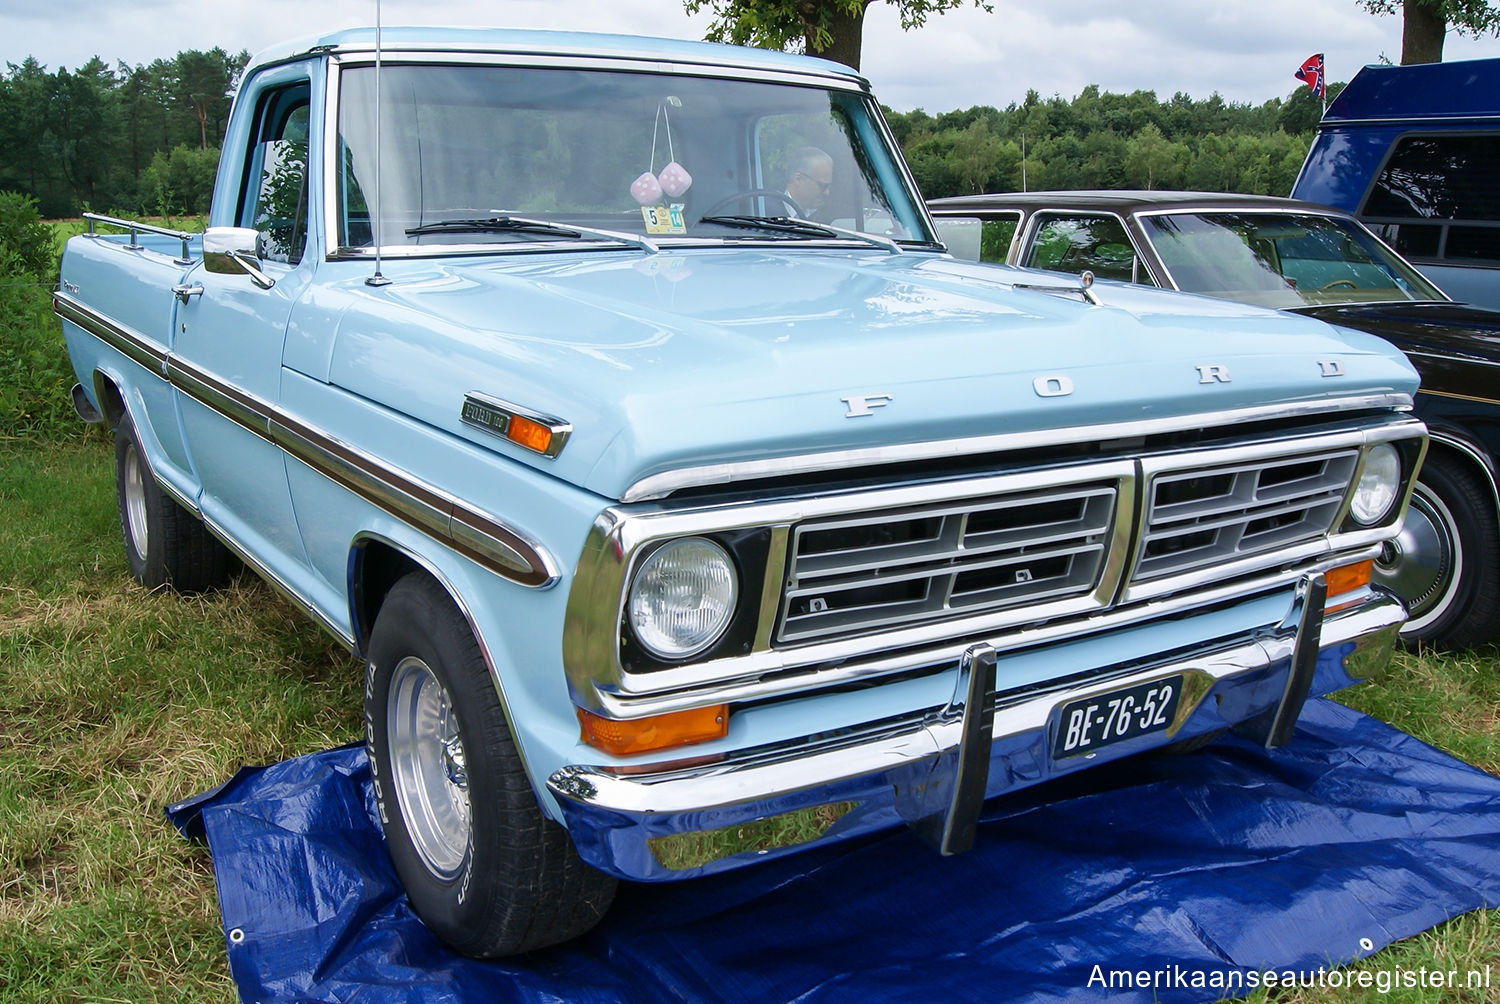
[56,28,1426,958]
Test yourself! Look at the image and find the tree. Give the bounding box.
[1357,0,1500,63]
[683,0,993,69]
[174,48,246,150]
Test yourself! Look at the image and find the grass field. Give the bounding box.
[0,220,1496,1001]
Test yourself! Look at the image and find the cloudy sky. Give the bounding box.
[8,0,1500,112]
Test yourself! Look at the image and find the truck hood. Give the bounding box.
[319,250,1419,501]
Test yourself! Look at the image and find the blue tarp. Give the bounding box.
[166,699,1500,1003]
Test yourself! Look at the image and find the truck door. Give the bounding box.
[172,80,314,577]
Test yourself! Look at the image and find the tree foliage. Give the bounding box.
[889,82,1343,199]
[684,0,992,68]
[0,47,247,217]
[1357,0,1500,62]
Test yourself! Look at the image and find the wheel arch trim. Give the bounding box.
[350,531,550,813]
[1425,427,1500,520]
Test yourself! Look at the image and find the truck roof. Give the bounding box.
[1322,56,1500,124]
[245,26,865,86]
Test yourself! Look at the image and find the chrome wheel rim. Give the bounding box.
[123,444,149,562]
[1374,486,1459,635]
[387,656,471,879]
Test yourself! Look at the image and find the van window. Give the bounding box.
[1362,134,1500,265]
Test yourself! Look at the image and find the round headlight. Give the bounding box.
[1350,443,1401,525]
[627,538,738,660]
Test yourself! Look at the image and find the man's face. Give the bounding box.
[789,162,833,212]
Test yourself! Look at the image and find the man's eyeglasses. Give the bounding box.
[797,172,832,194]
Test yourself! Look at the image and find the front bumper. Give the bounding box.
[548,577,1403,882]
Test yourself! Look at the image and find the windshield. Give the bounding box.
[335,63,933,252]
[1139,211,1447,308]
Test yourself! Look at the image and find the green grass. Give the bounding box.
[0,437,362,1002]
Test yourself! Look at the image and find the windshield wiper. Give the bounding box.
[405,215,657,253]
[698,215,902,254]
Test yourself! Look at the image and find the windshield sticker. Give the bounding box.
[642,204,687,236]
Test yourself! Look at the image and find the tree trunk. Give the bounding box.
[807,2,869,70]
[1402,1,1446,64]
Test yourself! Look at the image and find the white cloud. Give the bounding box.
[9,0,1500,111]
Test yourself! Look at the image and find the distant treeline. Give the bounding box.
[885,82,1343,199]
[0,49,247,218]
[1,47,1339,218]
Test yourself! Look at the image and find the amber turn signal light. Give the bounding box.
[506,414,554,454]
[1326,559,1373,600]
[577,705,729,756]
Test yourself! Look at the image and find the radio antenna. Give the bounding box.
[365,0,391,286]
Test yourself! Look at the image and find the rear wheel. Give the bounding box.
[1374,456,1500,649]
[364,573,616,957]
[113,420,232,592]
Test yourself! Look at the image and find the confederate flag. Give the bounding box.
[1295,53,1326,99]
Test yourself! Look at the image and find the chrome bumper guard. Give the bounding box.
[547,576,1401,882]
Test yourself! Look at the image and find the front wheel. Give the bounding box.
[364,573,616,957]
[1374,457,1500,649]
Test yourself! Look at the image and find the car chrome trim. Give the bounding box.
[54,294,558,589]
[911,643,995,856]
[546,593,1403,879]
[1424,428,1500,529]
[460,392,572,459]
[54,292,167,377]
[1263,574,1326,747]
[568,416,1423,718]
[575,543,1387,719]
[81,212,197,264]
[619,395,1418,502]
[326,47,867,91]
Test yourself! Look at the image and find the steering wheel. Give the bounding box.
[1319,278,1359,291]
[700,189,804,219]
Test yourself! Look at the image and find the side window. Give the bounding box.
[242,87,311,265]
[1361,133,1500,265]
[1023,214,1152,284]
[933,215,1020,263]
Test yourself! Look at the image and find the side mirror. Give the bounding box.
[202,227,275,289]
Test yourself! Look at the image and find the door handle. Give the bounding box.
[172,283,204,303]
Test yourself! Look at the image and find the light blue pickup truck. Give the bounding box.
[57,28,1427,957]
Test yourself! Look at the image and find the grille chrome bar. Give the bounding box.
[775,443,1368,648]
[1134,449,1359,582]
[779,484,1117,643]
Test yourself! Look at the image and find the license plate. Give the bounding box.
[1052,675,1183,759]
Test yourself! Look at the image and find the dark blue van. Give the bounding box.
[1292,57,1500,309]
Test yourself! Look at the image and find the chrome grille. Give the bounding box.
[778,484,1117,643]
[773,442,1368,648]
[1134,449,1359,582]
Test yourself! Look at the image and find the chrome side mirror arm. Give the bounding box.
[202,227,276,290]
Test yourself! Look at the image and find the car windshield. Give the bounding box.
[1138,211,1446,308]
[335,63,933,252]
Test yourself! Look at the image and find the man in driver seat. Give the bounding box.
[785,146,834,217]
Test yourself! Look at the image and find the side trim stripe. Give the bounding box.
[54,291,557,588]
